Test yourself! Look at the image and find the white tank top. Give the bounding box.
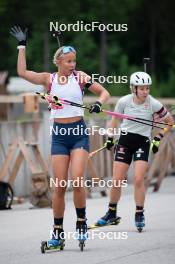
[49,72,84,119]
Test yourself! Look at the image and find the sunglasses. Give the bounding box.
[61,46,76,55]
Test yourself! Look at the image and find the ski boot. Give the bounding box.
[76,220,88,251]
[135,210,145,233]
[41,225,65,253]
[89,211,121,229]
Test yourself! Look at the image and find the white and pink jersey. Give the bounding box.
[48,71,84,119]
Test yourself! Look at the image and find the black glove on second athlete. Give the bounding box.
[104,137,114,150]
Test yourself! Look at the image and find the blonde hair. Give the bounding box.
[53,46,65,66]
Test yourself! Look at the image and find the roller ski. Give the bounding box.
[41,225,65,253]
[135,210,145,233]
[88,211,121,230]
[76,220,88,251]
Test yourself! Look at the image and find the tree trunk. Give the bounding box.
[43,31,50,71]
[99,0,107,76]
[100,29,107,76]
[149,3,156,74]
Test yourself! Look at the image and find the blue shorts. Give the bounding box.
[51,119,89,155]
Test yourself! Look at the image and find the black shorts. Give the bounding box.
[114,132,150,165]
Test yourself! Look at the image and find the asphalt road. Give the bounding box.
[0,177,175,264]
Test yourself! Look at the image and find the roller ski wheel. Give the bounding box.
[40,239,65,253]
[76,220,88,252]
[137,227,143,233]
[135,213,145,233]
[79,240,85,251]
[41,241,47,253]
[88,216,121,230]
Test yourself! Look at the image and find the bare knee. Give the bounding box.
[53,186,67,198]
[73,186,85,193]
[134,176,144,188]
[113,173,126,188]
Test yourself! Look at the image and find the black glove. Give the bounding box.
[89,101,102,113]
[104,137,114,150]
[10,26,28,46]
[151,133,163,154]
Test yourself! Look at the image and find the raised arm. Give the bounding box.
[10,26,50,89]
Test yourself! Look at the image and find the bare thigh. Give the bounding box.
[113,161,130,182]
[70,149,89,180]
[52,155,70,189]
